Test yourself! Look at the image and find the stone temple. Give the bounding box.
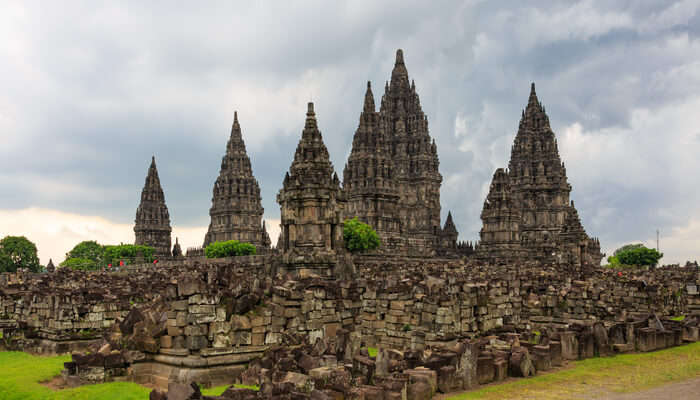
[133,156,172,257]
[130,49,600,268]
[203,111,270,249]
[476,84,602,267]
[277,103,349,275]
[8,48,700,400]
[343,50,448,256]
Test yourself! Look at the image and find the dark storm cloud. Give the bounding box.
[1,0,699,262]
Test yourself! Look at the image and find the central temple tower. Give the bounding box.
[343,49,444,255]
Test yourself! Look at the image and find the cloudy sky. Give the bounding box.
[1,0,699,265]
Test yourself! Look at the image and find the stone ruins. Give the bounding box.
[1,49,697,400]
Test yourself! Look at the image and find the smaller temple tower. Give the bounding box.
[438,211,459,252]
[476,168,523,261]
[204,111,268,250]
[277,103,347,275]
[134,156,172,257]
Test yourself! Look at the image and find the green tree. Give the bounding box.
[0,236,41,273]
[60,240,104,270]
[204,240,256,258]
[606,243,664,268]
[343,217,381,253]
[616,246,663,267]
[613,243,644,257]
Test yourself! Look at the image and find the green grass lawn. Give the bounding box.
[0,352,151,400]
[201,383,259,396]
[448,341,700,400]
[0,351,258,400]
[2,341,698,400]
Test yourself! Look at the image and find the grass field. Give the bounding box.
[1,342,698,400]
[0,352,256,399]
[0,352,150,400]
[448,341,700,400]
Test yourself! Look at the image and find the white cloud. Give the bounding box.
[559,95,700,264]
[0,208,206,265]
[0,207,283,265]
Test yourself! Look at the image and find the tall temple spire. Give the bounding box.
[204,111,267,249]
[134,156,172,257]
[344,49,443,255]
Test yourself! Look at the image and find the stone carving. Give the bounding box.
[203,111,269,250]
[343,50,445,256]
[477,84,602,266]
[134,156,172,257]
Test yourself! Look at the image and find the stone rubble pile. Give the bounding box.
[148,311,699,399]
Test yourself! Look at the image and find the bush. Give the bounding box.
[204,240,257,258]
[103,244,155,266]
[60,257,98,271]
[343,217,380,253]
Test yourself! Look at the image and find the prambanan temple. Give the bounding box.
[133,49,603,267]
[9,49,700,400]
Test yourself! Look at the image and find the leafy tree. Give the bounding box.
[616,246,663,267]
[61,240,104,270]
[103,244,155,266]
[343,217,380,253]
[205,240,257,258]
[66,240,104,264]
[0,236,41,273]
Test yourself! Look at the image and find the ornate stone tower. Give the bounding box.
[134,156,172,257]
[507,83,571,260]
[203,111,268,250]
[343,82,402,250]
[382,50,443,253]
[277,103,346,271]
[344,49,444,255]
[476,168,524,261]
[478,84,603,265]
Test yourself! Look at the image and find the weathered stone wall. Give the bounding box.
[1,258,698,357]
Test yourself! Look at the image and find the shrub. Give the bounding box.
[60,257,98,271]
[204,240,257,258]
[103,244,155,266]
[343,217,380,253]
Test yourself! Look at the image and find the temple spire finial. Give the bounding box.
[395,49,404,65]
[527,82,540,110]
[363,81,375,113]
